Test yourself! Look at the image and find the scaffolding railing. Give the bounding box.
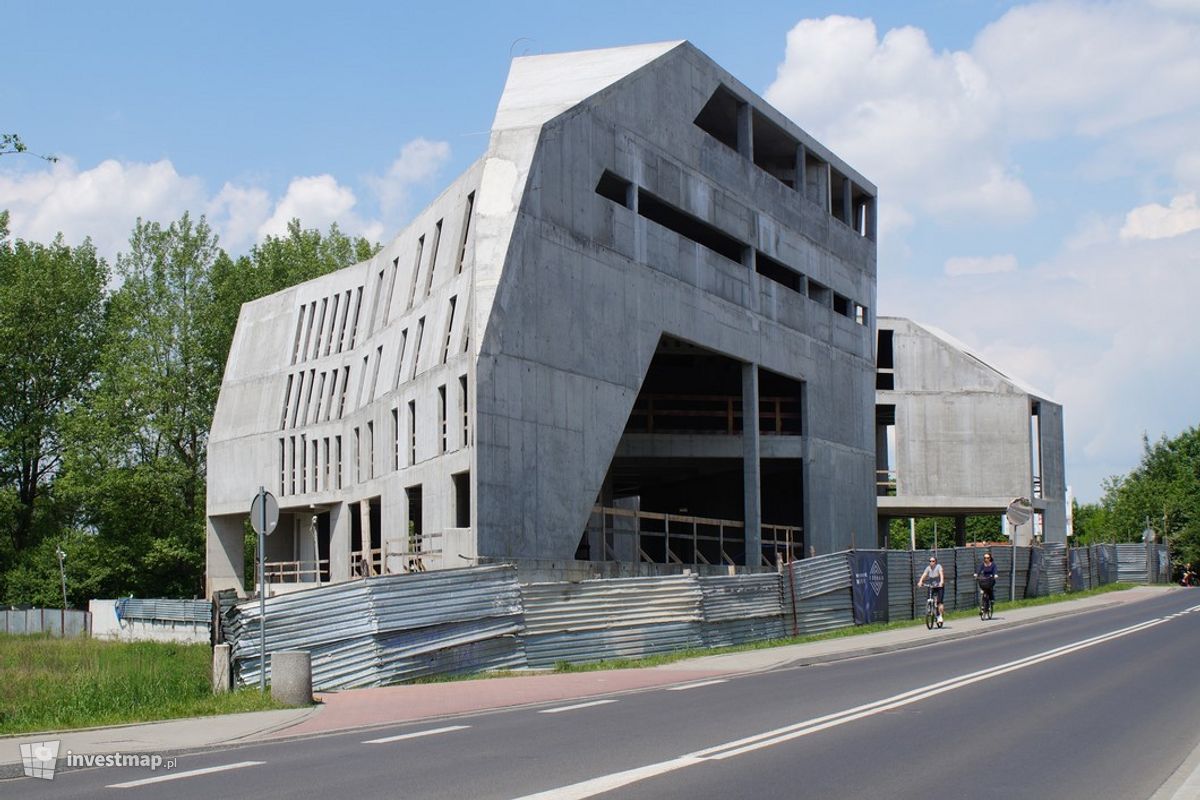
[876,469,897,496]
[590,506,800,567]
[264,559,329,583]
[624,393,801,436]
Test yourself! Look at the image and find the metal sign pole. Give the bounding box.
[258,485,267,692]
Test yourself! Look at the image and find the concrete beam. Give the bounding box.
[742,363,761,566]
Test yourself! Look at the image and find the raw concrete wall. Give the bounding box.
[88,600,210,644]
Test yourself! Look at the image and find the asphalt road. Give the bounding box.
[6,590,1200,800]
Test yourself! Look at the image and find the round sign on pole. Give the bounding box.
[250,491,279,536]
[1005,497,1033,529]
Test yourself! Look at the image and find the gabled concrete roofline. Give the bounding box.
[881,315,1058,405]
[497,40,876,193]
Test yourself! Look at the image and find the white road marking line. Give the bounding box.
[539,699,618,714]
[363,725,470,744]
[107,761,264,789]
[666,679,728,691]
[510,616,1170,800]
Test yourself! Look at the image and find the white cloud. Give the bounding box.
[0,158,206,258]
[765,16,1029,229]
[944,254,1018,277]
[366,138,452,234]
[884,228,1200,500]
[1119,193,1200,241]
[0,137,451,259]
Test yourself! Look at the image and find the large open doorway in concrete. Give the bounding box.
[583,336,805,569]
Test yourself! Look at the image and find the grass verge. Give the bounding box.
[551,581,1140,674]
[0,636,283,735]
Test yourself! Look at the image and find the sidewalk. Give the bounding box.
[0,586,1171,777]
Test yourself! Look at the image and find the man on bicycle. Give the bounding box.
[918,555,945,625]
[974,552,998,614]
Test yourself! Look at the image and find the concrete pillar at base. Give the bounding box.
[212,643,232,694]
[206,515,245,597]
[742,363,762,566]
[271,651,313,706]
[329,502,352,581]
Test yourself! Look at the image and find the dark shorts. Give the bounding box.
[925,585,945,604]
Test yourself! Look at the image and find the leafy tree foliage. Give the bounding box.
[0,211,377,604]
[0,222,107,556]
[1074,428,1200,572]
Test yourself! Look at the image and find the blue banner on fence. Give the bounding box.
[851,552,888,624]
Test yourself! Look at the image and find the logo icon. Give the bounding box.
[20,740,60,780]
[869,560,885,596]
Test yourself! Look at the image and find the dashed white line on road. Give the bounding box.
[107,761,264,789]
[363,725,471,744]
[666,679,728,691]
[539,700,618,714]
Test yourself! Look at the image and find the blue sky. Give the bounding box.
[4,1,1199,504]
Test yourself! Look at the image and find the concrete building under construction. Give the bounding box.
[874,317,1067,545]
[205,41,879,595]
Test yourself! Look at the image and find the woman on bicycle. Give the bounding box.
[918,555,945,625]
[975,552,998,615]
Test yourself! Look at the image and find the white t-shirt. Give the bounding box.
[921,563,944,586]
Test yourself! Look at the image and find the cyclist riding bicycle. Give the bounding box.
[917,555,945,625]
[974,552,998,615]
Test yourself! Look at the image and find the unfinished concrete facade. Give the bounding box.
[874,317,1067,546]
[206,41,879,595]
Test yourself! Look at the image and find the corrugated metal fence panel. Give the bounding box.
[782,553,853,635]
[521,574,703,667]
[1,609,90,637]
[1116,544,1148,584]
[887,551,914,621]
[229,565,526,689]
[1044,543,1067,595]
[787,553,852,600]
[1072,548,1092,591]
[990,548,1014,603]
[954,549,979,609]
[1157,546,1169,584]
[1086,547,1100,589]
[115,598,212,624]
[1095,544,1117,584]
[1014,547,1031,600]
[699,573,785,648]
[697,574,783,622]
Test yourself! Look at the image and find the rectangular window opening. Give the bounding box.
[411,317,425,379]
[833,293,851,318]
[694,85,743,152]
[637,187,748,264]
[456,192,475,274]
[325,293,340,356]
[278,438,286,495]
[453,471,471,528]
[335,435,343,489]
[348,286,364,350]
[383,258,399,325]
[394,328,409,390]
[312,298,328,360]
[336,289,352,353]
[877,328,894,370]
[354,426,362,483]
[290,306,306,365]
[755,251,806,294]
[367,421,375,480]
[424,220,443,297]
[408,400,417,466]
[300,301,317,363]
[459,374,469,447]
[407,235,425,311]
[369,345,383,403]
[595,171,632,207]
[280,374,294,429]
[338,365,350,418]
[808,279,832,307]
[441,296,457,365]
[438,384,447,454]
[751,109,800,189]
[391,407,400,471]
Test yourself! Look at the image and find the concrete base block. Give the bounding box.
[212,643,232,694]
[270,650,313,706]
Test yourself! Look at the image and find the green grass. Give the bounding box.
[551,581,1139,674]
[0,636,283,735]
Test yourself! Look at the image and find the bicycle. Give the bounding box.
[977,576,995,620]
[921,584,943,629]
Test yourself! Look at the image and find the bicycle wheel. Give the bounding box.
[925,604,935,630]
[979,592,986,621]
[986,601,993,620]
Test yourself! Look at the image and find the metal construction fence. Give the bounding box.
[1,608,90,637]
[219,542,1173,690]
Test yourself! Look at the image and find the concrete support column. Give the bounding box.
[736,102,753,161]
[795,143,807,198]
[842,176,853,225]
[328,501,352,582]
[742,363,762,567]
[205,515,245,597]
[865,197,877,241]
[359,499,372,575]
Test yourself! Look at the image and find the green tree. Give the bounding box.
[0,221,108,555]
[887,515,1003,550]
